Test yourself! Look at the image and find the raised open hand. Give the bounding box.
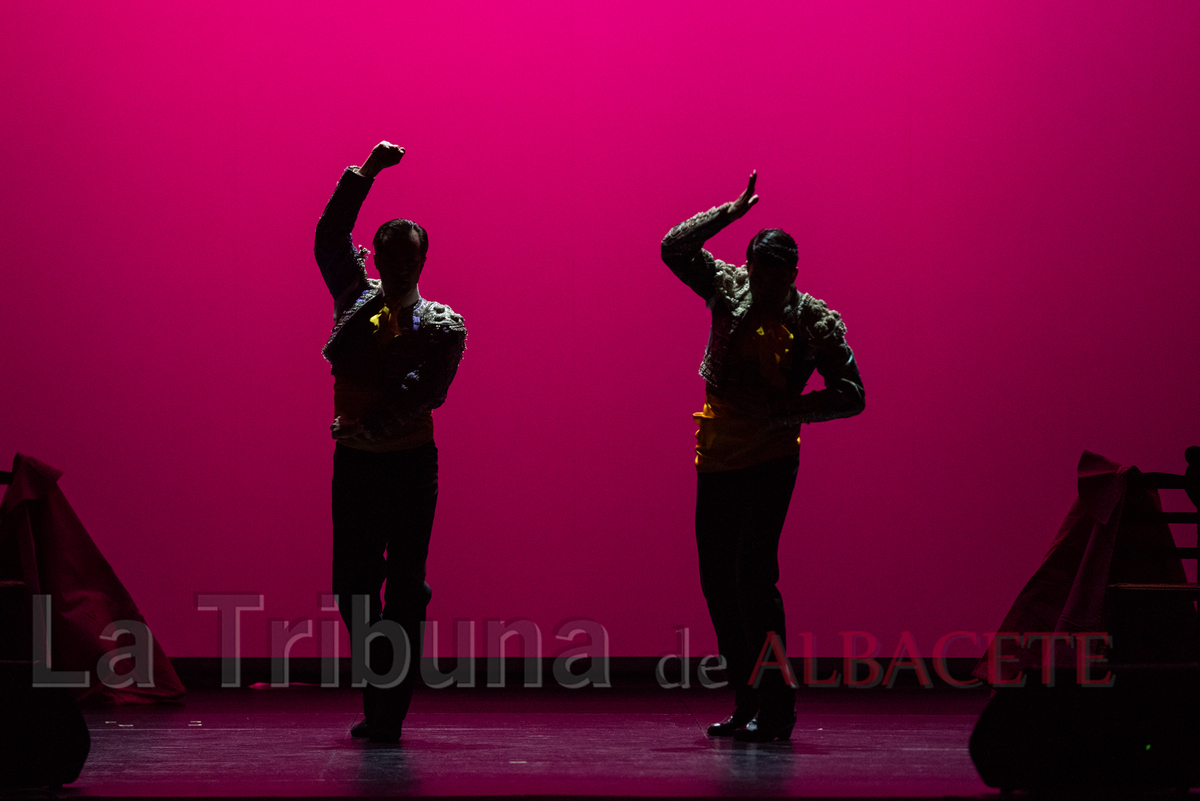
[727,171,759,220]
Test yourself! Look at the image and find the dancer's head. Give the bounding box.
[746,228,798,311]
[373,219,428,298]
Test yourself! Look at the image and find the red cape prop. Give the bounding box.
[1,453,185,704]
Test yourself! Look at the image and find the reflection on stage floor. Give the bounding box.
[66,684,999,800]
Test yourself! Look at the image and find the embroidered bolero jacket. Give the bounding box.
[314,168,466,441]
[660,204,865,426]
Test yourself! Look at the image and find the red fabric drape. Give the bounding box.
[0,453,184,704]
[973,450,1195,682]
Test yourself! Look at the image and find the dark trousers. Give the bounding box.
[696,453,800,717]
[332,441,438,727]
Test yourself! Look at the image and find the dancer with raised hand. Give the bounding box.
[660,172,864,742]
[315,141,467,743]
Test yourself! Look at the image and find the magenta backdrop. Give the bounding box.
[2,1,1198,661]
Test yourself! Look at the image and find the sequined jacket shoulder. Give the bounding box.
[660,205,865,425]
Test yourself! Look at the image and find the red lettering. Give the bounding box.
[882,631,933,688]
[985,632,1026,687]
[796,632,839,687]
[841,630,882,688]
[747,631,798,688]
[932,631,981,688]
[1074,632,1114,686]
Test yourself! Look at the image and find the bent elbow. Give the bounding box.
[828,385,865,421]
[660,239,677,268]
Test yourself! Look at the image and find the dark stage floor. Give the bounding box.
[40,684,1014,800]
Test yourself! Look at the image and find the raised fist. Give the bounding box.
[369,141,404,168]
[359,141,405,178]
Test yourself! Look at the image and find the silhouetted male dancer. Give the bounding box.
[315,141,466,743]
[660,172,864,742]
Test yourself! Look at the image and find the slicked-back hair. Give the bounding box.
[374,218,429,259]
[746,228,798,273]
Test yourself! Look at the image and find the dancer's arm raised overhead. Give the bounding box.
[314,141,406,315]
[660,171,759,301]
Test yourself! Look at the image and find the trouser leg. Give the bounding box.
[734,455,798,713]
[696,454,799,715]
[697,467,759,711]
[375,442,437,725]
[332,442,437,728]
[332,443,388,636]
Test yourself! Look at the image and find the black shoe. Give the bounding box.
[350,720,402,743]
[706,707,757,737]
[732,712,797,743]
[367,724,401,744]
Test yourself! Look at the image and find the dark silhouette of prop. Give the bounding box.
[0,469,88,788]
[0,453,184,705]
[969,448,1200,794]
[1106,445,1200,659]
[0,641,91,787]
